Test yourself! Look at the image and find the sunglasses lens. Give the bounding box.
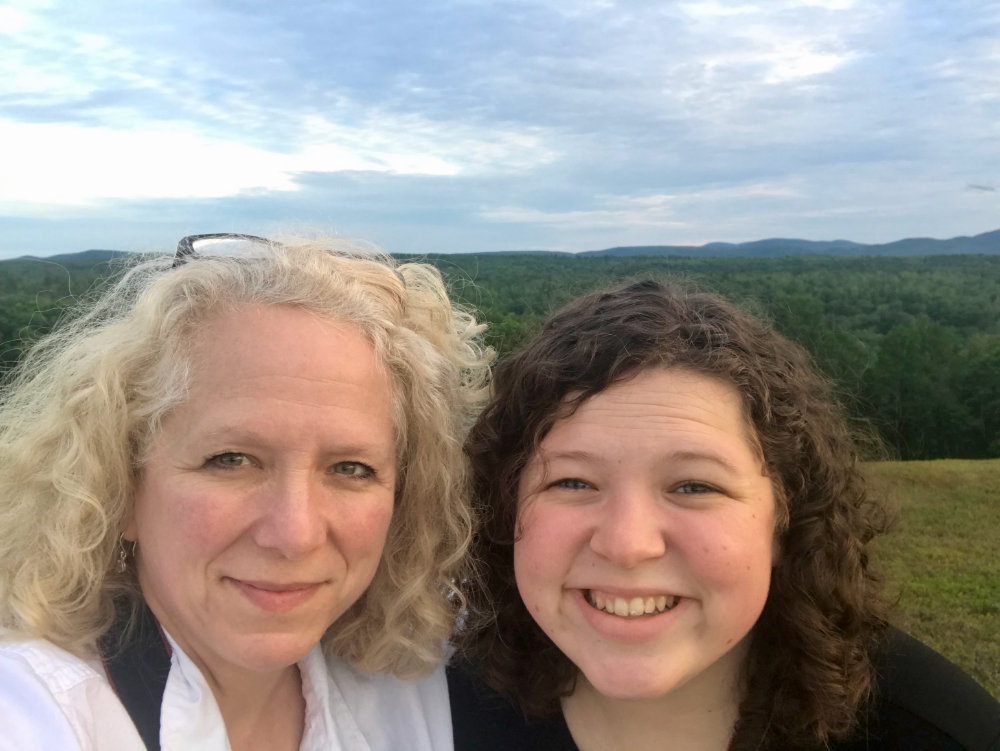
[173,234,405,286]
[188,236,272,257]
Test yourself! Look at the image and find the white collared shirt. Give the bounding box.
[0,634,453,751]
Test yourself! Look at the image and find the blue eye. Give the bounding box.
[332,461,376,479]
[553,478,591,490]
[206,452,250,469]
[675,481,717,494]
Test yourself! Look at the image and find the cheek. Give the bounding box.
[513,545,549,624]
[371,505,395,549]
[513,517,542,599]
[338,500,395,560]
[512,508,568,610]
[683,513,776,593]
[512,537,537,603]
[178,507,237,552]
[132,483,238,555]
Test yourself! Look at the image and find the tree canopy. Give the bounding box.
[3,252,998,460]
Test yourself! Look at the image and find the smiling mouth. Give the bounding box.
[227,578,325,613]
[585,589,680,617]
[238,580,321,592]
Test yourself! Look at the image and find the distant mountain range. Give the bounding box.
[8,249,131,263]
[8,228,1000,261]
[578,228,1000,258]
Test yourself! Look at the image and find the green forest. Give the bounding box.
[3,252,999,461]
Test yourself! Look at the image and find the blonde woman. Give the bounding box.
[0,234,490,751]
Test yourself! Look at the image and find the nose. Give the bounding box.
[588,487,666,568]
[252,471,326,557]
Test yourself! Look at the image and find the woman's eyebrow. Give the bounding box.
[540,446,743,475]
[536,448,599,463]
[664,449,742,475]
[196,427,391,456]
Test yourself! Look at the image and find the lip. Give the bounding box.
[228,578,324,613]
[572,588,686,642]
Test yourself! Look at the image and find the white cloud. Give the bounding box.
[675,0,872,91]
[297,113,556,176]
[761,42,852,83]
[678,2,761,19]
[689,25,858,86]
[799,0,859,9]
[0,17,145,105]
[481,181,798,229]
[481,205,690,231]
[0,122,298,208]
[0,0,562,212]
[0,6,32,34]
[1,0,997,254]
[0,112,558,209]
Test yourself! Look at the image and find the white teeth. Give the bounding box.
[586,591,680,617]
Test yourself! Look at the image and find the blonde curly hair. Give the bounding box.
[0,237,491,678]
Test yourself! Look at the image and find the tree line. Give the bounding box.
[3,252,999,460]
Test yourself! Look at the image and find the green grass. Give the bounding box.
[866,459,1000,698]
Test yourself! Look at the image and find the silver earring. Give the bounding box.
[117,536,136,573]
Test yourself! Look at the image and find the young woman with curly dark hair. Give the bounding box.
[448,279,1000,751]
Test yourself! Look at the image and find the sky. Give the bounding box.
[1,0,999,258]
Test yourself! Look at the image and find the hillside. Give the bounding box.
[581,228,1000,258]
[5,228,1000,262]
[3,252,1000,462]
[868,459,1000,698]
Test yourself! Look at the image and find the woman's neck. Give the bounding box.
[208,662,306,751]
[152,613,309,750]
[561,663,742,751]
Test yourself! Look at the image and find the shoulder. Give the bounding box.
[321,650,453,751]
[0,636,137,750]
[446,661,578,751]
[0,635,101,693]
[833,628,1000,751]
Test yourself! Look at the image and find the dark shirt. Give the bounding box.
[448,629,1000,750]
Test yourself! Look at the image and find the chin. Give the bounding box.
[228,632,322,673]
[580,670,682,701]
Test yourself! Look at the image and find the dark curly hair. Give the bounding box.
[458,278,890,750]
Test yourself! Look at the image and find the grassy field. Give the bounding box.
[867,458,1000,698]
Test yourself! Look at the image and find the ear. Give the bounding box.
[121,504,138,542]
[767,480,786,568]
[121,460,147,542]
[771,534,782,567]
